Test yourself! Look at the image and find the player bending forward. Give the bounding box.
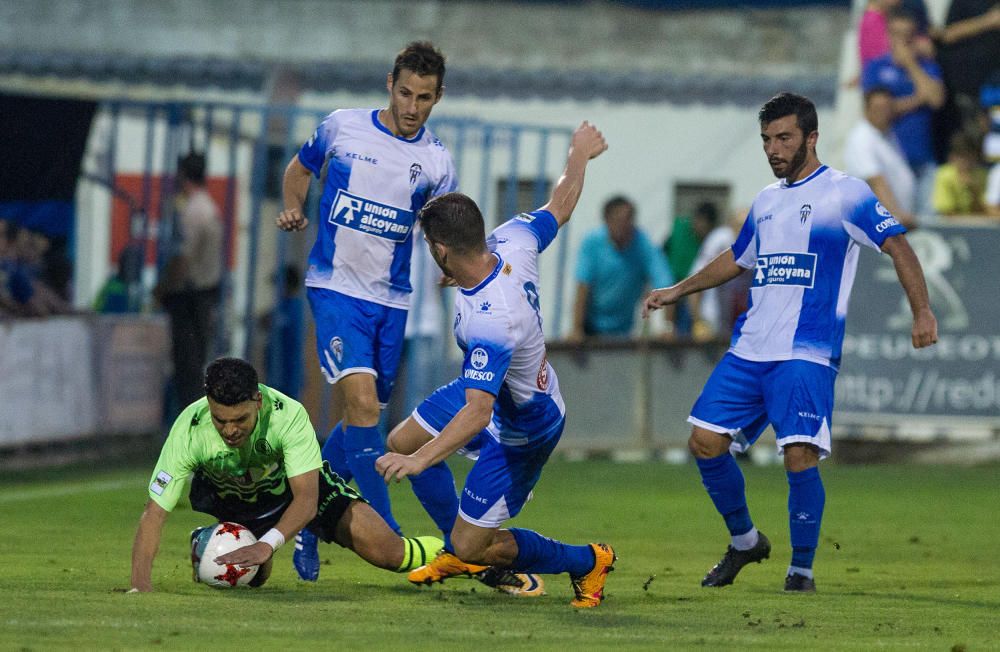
[644,92,937,592]
[376,121,616,608]
[130,357,441,592]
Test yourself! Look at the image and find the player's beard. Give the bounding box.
[771,140,809,181]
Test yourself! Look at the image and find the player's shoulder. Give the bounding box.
[824,167,871,196]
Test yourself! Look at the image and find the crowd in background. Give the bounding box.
[0,218,73,318]
[848,0,1000,224]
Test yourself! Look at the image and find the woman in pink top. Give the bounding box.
[859,0,901,68]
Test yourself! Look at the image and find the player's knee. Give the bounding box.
[782,443,820,472]
[688,429,729,459]
[343,391,380,425]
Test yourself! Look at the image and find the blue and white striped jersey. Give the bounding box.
[729,165,906,369]
[453,211,565,445]
[299,108,457,309]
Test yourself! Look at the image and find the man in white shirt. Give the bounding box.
[843,87,918,227]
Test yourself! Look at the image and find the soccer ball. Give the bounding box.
[191,522,259,588]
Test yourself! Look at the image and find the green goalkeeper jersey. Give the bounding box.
[147,385,321,513]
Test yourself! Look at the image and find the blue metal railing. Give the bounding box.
[89,99,573,386]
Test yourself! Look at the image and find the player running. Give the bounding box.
[278,42,457,580]
[129,357,442,592]
[644,92,938,592]
[376,121,616,608]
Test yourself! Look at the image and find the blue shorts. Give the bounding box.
[413,379,562,528]
[688,353,836,458]
[307,288,407,405]
[412,379,487,459]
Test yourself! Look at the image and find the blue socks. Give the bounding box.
[320,422,353,481]
[408,462,460,549]
[509,528,594,576]
[787,466,824,571]
[696,453,754,537]
[336,424,401,536]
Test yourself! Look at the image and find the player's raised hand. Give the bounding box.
[642,286,680,319]
[277,207,309,232]
[911,307,938,348]
[571,121,608,160]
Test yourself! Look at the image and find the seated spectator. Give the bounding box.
[862,8,946,216]
[933,133,988,215]
[844,87,918,226]
[0,221,72,317]
[688,207,742,341]
[986,161,1000,217]
[570,195,673,341]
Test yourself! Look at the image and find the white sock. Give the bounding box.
[731,527,759,551]
[788,565,813,579]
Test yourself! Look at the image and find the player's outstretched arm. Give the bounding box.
[277,155,312,232]
[376,389,495,483]
[214,470,319,567]
[643,248,743,318]
[130,500,169,593]
[541,121,608,227]
[881,234,938,348]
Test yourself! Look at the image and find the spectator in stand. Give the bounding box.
[155,151,224,409]
[0,222,71,317]
[936,1,1000,144]
[266,265,305,399]
[844,87,918,226]
[858,1,934,76]
[862,9,946,217]
[932,133,989,215]
[662,202,717,337]
[570,195,673,341]
[688,206,743,342]
[985,161,1000,217]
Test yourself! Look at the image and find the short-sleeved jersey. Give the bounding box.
[146,385,321,513]
[729,165,906,369]
[453,210,564,444]
[299,109,458,309]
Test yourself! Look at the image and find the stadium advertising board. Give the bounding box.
[836,224,1000,431]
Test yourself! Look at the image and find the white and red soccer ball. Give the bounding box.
[191,522,259,588]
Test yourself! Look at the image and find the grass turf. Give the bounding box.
[0,458,996,650]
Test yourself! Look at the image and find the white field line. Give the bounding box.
[0,479,132,504]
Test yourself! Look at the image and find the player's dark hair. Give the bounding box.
[418,192,487,254]
[758,92,818,136]
[863,86,894,106]
[694,202,719,228]
[392,41,446,93]
[177,151,206,184]
[602,195,634,220]
[204,357,259,405]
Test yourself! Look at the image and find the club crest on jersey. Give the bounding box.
[874,201,893,218]
[409,163,422,185]
[470,347,489,370]
[330,336,344,363]
[799,204,812,225]
[753,252,817,288]
[329,189,414,243]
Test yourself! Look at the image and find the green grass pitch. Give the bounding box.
[1,457,996,650]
